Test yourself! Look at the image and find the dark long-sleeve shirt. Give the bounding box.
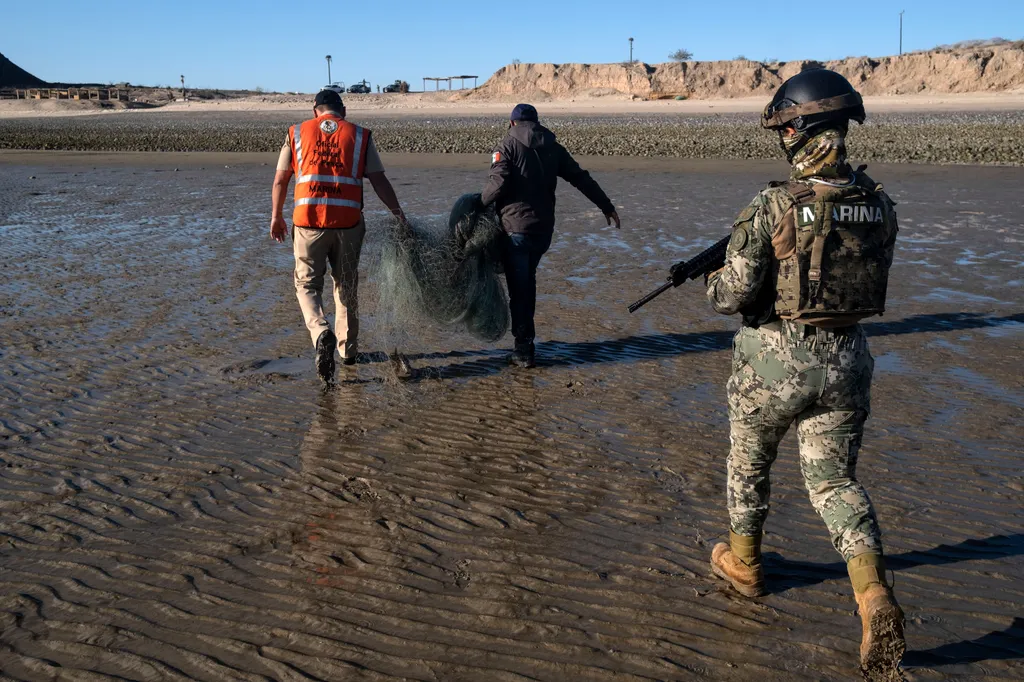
[481,121,614,235]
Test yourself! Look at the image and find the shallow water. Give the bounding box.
[0,157,1021,680]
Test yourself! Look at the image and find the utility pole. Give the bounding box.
[325,55,332,84]
[629,37,634,64]
[899,11,905,56]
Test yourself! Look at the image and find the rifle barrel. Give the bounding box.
[627,234,731,314]
[627,280,673,314]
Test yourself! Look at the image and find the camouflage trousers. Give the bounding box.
[726,320,883,561]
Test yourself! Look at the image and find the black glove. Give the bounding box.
[470,193,485,213]
[670,262,688,286]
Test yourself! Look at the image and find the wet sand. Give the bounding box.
[0,154,1021,680]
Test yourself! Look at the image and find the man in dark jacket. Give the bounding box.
[481,103,621,367]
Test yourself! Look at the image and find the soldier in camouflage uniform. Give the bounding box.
[704,69,905,679]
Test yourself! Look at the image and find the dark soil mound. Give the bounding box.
[0,52,47,88]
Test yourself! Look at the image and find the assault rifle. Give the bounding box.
[627,235,731,313]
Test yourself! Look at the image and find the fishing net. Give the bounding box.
[368,193,509,354]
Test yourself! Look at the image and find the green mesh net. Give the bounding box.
[370,193,509,348]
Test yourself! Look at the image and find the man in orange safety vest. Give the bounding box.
[270,89,411,387]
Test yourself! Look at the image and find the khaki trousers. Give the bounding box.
[293,221,365,359]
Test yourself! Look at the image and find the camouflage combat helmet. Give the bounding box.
[762,69,865,157]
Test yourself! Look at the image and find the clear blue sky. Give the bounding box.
[4,0,1021,92]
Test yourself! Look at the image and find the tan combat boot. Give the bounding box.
[710,531,766,597]
[849,554,905,679]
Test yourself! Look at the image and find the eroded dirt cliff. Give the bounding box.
[469,43,1024,100]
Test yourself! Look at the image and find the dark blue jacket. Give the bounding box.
[481,121,614,235]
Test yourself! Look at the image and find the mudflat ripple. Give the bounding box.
[0,160,1021,680]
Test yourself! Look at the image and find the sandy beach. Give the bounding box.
[0,151,1020,680]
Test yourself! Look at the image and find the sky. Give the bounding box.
[3,0,1022,93]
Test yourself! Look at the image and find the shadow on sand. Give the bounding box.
[761,533,1023,667]
[413,312,1024,380]
[902,617,1024,668]
[762,533,1024,594]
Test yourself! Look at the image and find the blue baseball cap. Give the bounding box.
[510,103,538,122]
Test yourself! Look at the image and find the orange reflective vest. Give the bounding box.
[289,114,370,229]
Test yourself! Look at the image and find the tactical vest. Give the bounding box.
[770,174,896,325]
[289,115,370,229]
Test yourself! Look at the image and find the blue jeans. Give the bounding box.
[503,232,552,347]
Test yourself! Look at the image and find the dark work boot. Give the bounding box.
[507,342,535,368]
[315,329,337,387]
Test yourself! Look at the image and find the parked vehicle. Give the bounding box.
[321,83,345,94]
[382,80,408,93]
[347,80,371,94]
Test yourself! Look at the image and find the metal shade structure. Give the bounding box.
[422,75,478,91]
